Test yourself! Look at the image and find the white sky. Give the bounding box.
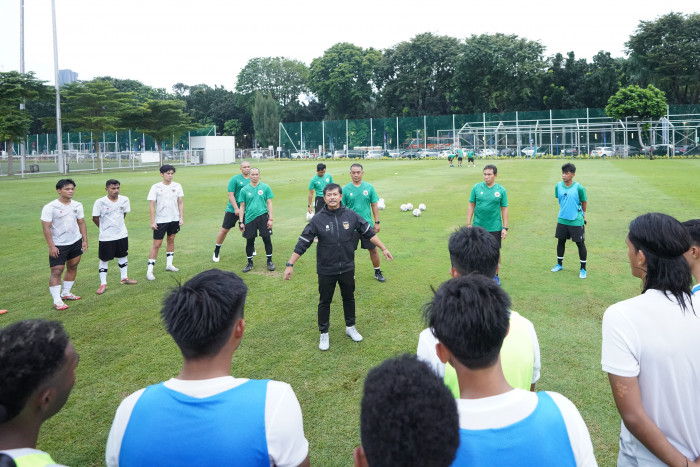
[1,0,698,92]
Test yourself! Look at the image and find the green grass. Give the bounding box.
[2,158,700,466]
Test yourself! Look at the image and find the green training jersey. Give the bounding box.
[469,181,508,231]
[342,181,378,226]
[225,174,251,213]
[237,182,274,223]
[308,173,334,197]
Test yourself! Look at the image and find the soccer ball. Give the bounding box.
[418,203,426,211]
[400,204,408,212]
[406,203,414,210]
[413,209,421,217]
[306,212,314,221]
[377,198,386,210]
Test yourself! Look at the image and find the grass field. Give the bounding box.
[2,158,699,466]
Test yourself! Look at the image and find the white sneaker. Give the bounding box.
[166,265,179,272]
[319,333,329,351]
[146,271,156,281]
[345,326,363,342]
[212,252,220,263]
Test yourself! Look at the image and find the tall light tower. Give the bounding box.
[19,0,26,172]
[51,0,65,173]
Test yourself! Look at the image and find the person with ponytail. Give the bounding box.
[602,212,700,467]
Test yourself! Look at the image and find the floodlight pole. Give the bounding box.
[51,0,65,173]
[20,0,27,175]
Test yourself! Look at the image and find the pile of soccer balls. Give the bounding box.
[400,202,426,217]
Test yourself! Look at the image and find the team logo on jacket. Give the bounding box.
[363,190,368,196]
[343,222,350,229]
[325,225,330,231]
[495,192,501,198]
[258,190,263,195]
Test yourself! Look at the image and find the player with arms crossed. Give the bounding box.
[146,165,184,281]
[93,179,137,295]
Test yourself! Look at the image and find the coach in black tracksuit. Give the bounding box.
[284,183,393,351]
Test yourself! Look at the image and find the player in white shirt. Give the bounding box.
[146,165,184,280]
[40,179,88,310]
[92,179,137,295]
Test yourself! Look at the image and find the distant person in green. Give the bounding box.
[238,167,274,273]
[213,160,252,263]
[308,163,333,214]
[466,164,508,283]
[467,148,475,167]
[342,163,386,282]
[456,148,464,167]
[448,151,457,168]
[551,163,587,279]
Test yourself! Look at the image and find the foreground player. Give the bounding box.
[146,165,184,281]
[238,167,274,272]
[342,164,387,282]
[105,269,310,466]
[213,161,252,263]
[93,179,137,295]
[426,275,596,465]
[551,163,588,278]
[41,179,88,310]
[682,219,700,293]
[308,163,333,214]
[0,320,79,465]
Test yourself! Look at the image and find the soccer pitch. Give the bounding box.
[2,158,699,465]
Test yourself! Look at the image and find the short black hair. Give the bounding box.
[562,163,576,173]
[161,269,248,359]
[323,183,342,195]
[0,320,70,423]
[424,274,511,369]
[448,226,499,277]
[628,213,693,312]
[105,179,120,187]
[159,164,176,174]
[55,179,75,190]
[350,163,364,171]
[483,164,497,175]
[316,163,326,171]
[360,355,459,467]
[682,219,700,247]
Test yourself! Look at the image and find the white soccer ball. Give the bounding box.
[306,211,314,221]
[377,200,386,210]
[413,208,421,217]
[378,198,385,204]
[406,203,414,210]
[400,204,408,212]
[418,203,426,211]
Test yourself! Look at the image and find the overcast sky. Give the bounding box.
[1,0,697,92]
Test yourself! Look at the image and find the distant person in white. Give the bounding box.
[602,213,700,467]
[93,179,137,295]
[40,178,88,310]
[146,164,184,280]
[105,269,309,467]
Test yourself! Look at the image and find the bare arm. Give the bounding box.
[467,202,475,226]
[92,216,100,228]
[77,218,88,251]
[149,200,157,230]
[581,201,587,217]
[228,191,240,215]
[42,221,59,258]
[501,206,509,239]
[297,454,310,467]
[266,199,273,230]
[283,252,302,282]
[178,197,184,226]
[371,202,380,233]
[369,236,393,260]
[239,202,246,232]
[608,373,697,467]
[308,189,314,213]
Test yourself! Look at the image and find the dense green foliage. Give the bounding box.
[606,84,668,147]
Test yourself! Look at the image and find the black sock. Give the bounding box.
[214,244,221,255]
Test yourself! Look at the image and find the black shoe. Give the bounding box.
[374,270,386,282]
[267,261,276,271]
[242,262,254,273]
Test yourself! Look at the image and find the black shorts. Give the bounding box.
[242,213,272,239]
[555,223,585,242]
[99,237,129,261]
[222,211,240,229]
[467,156,475,162]
[457,155,464,161]
[314,196,326,214]
[488,230,503,249]
[49,238,83,267]
[153,221,180,240]
[353,230,376,250]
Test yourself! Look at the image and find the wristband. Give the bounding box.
[503,227,509,231]
[286,262,294,267]
[308,204,311,207]
[375,221,380,224]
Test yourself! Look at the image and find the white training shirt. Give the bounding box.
[40,199,84,246]
[602,290,700,465]
[146,181,183,223]
[456,388,597,466]
[92,196,130,242]
[105,376,309,467]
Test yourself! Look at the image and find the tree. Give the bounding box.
[0,71,51,175]
[606,84,667,157]
[95,76,168,102]
[252,92,280,148]
[126,99,193,165]
[376,33,460,116]
[60,79,139,171]
[309,43,382,119]
[626,12,700,105]
[236,57,308,107]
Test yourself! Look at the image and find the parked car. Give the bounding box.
[400,150,421,159]
[477,148,498,157]
[613,145,641,157]
[562,148,579,157]
[674,145,690,156]
[250,151,265,159]
[521,146,548,157]
[290,150,311,159]
[499,148,518,157]
[364,150,383,159]
[417,149,439,158]
[438,150,454,159]
[590,147,614,157]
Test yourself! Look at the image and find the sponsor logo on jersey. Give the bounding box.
[363,190,368,196]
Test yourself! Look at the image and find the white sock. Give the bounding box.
[62,281,74,296]
[166,252,174,267]
[147,259,155,273]
[99,260,108,285]
[50,285,62,304]
[117,257,128,280]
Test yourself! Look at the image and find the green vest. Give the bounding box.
[10,451,59,467]
[444,311,535,397]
